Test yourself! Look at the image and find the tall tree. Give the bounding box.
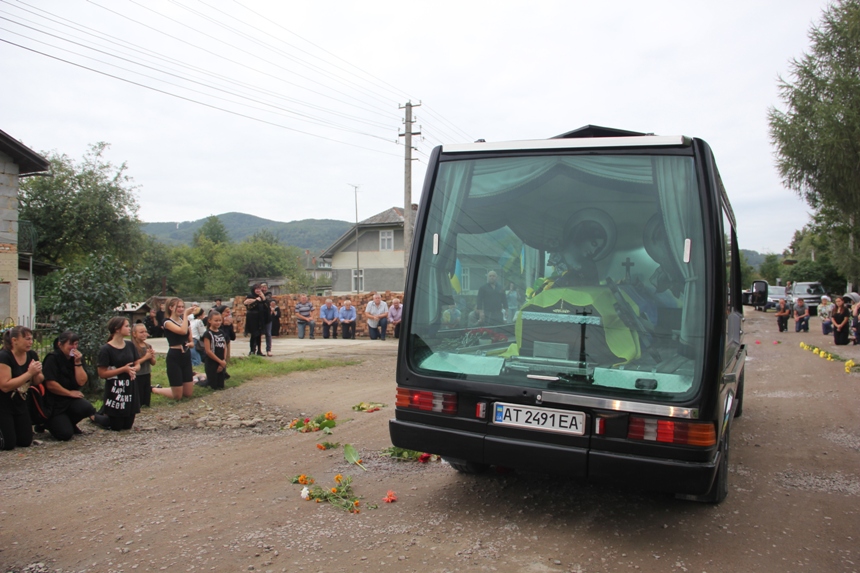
[18,142,142,265]
[759,254,783,285]
[768,0,860,287]
[193,215,230,246]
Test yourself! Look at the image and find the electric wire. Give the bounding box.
[172,0,404,114]
[5,1,397,130]
[101,0,401,119]
[4,0,475,155]
[0,38,402,158]
[0,24,397,142]
[0,12,397,137]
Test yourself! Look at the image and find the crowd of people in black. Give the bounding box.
[0,295,235,451]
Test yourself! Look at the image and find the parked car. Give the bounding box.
[763,286,786,311]
[785,282,825,316]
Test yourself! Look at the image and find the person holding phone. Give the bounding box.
[153,298,197,400]
[42,331,110,440]
[97,317,140,431]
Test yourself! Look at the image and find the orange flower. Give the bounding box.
[298,474,308,484]
[334,474,343,483]
[325,411,337,420]
[353,500,360,507]
[331,487,338,493]
[383,490,397,503]
[316,444,326,450]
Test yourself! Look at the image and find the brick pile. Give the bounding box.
[231,292,405,339]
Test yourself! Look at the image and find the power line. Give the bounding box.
[0,15,397,139]
[0,38,402,158]
[5,1,397,130]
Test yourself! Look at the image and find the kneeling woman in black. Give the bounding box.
[152,297,197,400]
[0,326,43,450]
[43,331,109,440]
[97,317,140,430]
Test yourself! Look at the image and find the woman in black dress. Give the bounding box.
[832,296,851,346]
[0,326,43,450]
[97,317,140,431]
[42,331,110,440]
[244,284,265,356]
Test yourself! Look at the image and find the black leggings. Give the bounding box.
[46,398,96,441]
[137,373,152,407]
[0,397,32,450]
[250,334,262,355]
[166,348,193,387]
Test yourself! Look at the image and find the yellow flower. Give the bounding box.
[799,342,804,348]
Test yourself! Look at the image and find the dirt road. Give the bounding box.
[1,311,858,573]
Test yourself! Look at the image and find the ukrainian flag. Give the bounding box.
[449,259,463,294]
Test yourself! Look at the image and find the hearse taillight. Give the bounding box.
[627,416,716,447]
[396,388,457,414]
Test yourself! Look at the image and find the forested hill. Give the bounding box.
[142,212,352,251]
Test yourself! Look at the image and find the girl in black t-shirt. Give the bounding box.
[43,331,110,440]
[0,326,44,450]
[203,312,229,390]
[97,317,140,431]
[153,297,197,401]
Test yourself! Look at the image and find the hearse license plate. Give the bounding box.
[493,402,585,435]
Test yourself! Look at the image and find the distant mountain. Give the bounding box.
[740,249,766,270]
[142,212,352,251]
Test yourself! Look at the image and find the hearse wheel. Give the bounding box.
[444,458,490,474]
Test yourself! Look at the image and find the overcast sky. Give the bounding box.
[0,0,832,253]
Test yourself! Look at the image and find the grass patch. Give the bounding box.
[145,355,358,407]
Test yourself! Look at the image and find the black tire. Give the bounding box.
[701,429,730,504]
[444,458,490,474]
[734,370,744,418]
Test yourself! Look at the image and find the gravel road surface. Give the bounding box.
[1,311,858,573]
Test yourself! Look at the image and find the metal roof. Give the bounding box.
[0,128,50,175]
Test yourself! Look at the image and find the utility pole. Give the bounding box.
[349,184,361,293]
[399,101,421,283]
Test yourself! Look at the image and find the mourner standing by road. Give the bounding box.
[476,271,506,326]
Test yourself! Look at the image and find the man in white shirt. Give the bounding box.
[365,293,389,340]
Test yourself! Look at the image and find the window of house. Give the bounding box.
[352,269,364,292]
[380,230,394,251]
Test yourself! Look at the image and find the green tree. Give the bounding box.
[738,250,758,289]
[18,142,142,265]
[759,254,783,285]
[193,215,230,246]
[785,259,845,295]
[41,254,134,390]
[768,0,860,287]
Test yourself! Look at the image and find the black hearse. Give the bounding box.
[389,126,745,503]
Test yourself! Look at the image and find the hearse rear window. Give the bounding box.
[407,154,708,402]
